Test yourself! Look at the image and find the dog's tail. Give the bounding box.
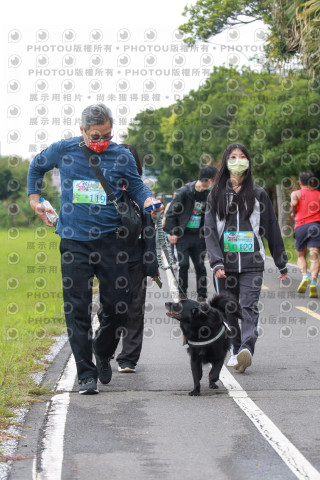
[209,292,243,320]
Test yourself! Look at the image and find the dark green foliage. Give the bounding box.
[178,0,320,77]
[179,0,273,45]
[124,67,320,193]
[0,156,59,227]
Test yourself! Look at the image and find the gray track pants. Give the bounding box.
[214,271,263,356]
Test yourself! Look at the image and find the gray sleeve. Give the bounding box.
[204,202,225,272]
[259,189,288,273]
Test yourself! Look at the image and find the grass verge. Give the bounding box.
[0,228,65,443]
[265,234,309,267]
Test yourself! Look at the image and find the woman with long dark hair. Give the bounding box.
[205,143,288,372]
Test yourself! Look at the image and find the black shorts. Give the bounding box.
[294,222,320,251]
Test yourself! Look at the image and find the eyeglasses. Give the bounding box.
[84,131,113,143]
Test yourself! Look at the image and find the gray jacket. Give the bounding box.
[204,184,288,274]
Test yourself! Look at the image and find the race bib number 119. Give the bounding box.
[72,180,107,205]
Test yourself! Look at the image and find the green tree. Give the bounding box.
[124,106,174,191]
[269,0,320,76]
[125,67,320,193]
[230,72,320,186]
[299,0,320,76]
[179,0,273,45]
[179,0,320,76]
[0,156,59,228]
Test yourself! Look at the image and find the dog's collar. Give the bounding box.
[187,323,227,347]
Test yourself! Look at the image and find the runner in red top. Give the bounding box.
[291,171,320,298]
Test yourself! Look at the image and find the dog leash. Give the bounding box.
[154,212,185,297]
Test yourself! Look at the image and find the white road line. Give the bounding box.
[32,298,100,480]
[220,368,320,480]
[32,354,77,480]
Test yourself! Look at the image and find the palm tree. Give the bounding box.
[269,0,320,76]
[297,0,320,76]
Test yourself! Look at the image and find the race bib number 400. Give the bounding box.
[224,231,254,252]
[72,180,107,205]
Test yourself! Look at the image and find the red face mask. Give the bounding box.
[88,140,111,153]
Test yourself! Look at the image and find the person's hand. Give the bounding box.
[279,272,288,281]
[30,197,55,227]
[143,197,164,214]
[215,268,227,278]
[151,271,161,281]
[169,235,178,245]
[151,209,161,220]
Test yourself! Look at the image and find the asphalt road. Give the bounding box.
[9,257,320,480]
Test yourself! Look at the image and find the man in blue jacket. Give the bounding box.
[28,103,162,394]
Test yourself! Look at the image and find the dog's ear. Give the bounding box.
[210,293,243,319]
[199,303,211,315]
[191,306,200,317]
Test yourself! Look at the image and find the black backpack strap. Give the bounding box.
[79,137,119,212]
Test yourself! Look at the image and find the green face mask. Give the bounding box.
[227,158,249,177]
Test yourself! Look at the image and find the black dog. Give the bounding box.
[166,294,242,396]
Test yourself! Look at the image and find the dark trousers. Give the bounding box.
[60,235,132,381]
[116,261,147,366]
[176,231,207,298]
[214,271,263,356]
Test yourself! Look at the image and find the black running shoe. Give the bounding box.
[78,377,99,395]
[94,351,112,384]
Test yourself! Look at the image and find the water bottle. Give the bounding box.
[39,197,59,227]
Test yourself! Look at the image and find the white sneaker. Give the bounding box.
[234,349,252,373]
[227,354,238,367]
[118,363,136,373]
